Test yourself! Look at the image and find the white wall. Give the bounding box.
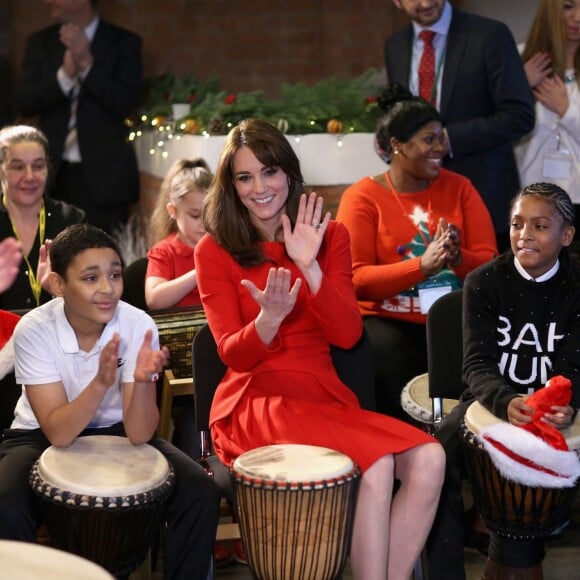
[461,0,540,43]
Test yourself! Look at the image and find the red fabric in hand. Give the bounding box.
[521,375,572,451]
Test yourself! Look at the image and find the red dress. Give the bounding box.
[194,222,435,472]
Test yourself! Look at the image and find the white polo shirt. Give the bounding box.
[12,299,159,430]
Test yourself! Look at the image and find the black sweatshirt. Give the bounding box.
[462,250,580,419]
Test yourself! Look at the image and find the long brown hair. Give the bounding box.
[521,0,580,82]
[203,118,304,267]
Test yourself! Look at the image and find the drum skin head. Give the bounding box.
[233,444,354,483]
[401,372,459,424]
[0,540,113,579]
[37,435,169,496]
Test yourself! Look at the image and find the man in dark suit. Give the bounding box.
[17,0,142,235]
[385,0,535,252]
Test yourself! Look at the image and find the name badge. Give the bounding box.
[543,155,573,180]
[418,285,452,314]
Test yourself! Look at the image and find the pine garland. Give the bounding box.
[139,68,382,135]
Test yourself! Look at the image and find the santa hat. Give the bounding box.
[0,310,21,380]
[478,421,580,488]
[468,378,580,489]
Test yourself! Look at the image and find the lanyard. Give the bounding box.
[385,171,433,250]
[3,198,46,306]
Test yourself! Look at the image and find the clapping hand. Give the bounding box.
[420,218,449,276]
[282,192,331,269]
[60,23,93,73]
[241,267,302,324]
[97,333,122,388]
[37,239,53,293]
[442,222,462,268]
[134,329,170,383]
[0,237,22,293]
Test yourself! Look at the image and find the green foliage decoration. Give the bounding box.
[139,68,382,135]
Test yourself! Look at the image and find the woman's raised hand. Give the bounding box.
[282,192,331,270]
[242,267,301,317]
[420,218,448,276]
[0,237,22,293]
[241,268,302,345]
[524,52,552,89]
[37,239,53,292]
[443,223,462,268]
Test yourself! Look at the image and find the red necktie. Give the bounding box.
[418,30,436,104]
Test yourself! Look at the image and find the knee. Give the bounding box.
[418,443,446,487]
[362,454,395,488]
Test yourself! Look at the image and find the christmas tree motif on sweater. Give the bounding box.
[397,207,462,297]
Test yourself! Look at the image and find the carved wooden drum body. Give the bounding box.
[232,444,360,580]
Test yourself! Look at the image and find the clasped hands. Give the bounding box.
[420,218,461,277]
[60,23,93,78]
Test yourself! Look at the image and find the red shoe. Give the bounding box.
[233,538,248,565]
[214,540,231,567]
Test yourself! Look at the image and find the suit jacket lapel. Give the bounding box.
[440,9,466,119]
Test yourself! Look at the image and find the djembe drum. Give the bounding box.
[461,401,580,579]
[232,444,360,580]
[401,372,460,431]
[0,540,113,580]
[30,435,175,578]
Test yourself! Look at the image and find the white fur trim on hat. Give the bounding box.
[478,422,580,488]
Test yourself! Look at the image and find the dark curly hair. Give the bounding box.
[375,83,441,161]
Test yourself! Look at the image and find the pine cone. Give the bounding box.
[207,116,225,135]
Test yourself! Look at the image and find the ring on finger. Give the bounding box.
[312,222,320,230]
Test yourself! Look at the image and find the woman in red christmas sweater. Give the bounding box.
[336,84,497,419]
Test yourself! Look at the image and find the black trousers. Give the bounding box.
[363,316,428,421]
[0,423,220,580]
[426,402,471,580]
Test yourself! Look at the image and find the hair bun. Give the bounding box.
[377,83,415,113]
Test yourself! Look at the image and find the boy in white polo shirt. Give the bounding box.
[0,224,219,580]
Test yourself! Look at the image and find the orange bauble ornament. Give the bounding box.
[327,119,343,134]
[181,118,201,134]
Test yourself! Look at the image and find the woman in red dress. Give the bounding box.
[195,118,445,580]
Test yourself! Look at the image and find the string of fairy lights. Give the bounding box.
[129,114,348,160]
